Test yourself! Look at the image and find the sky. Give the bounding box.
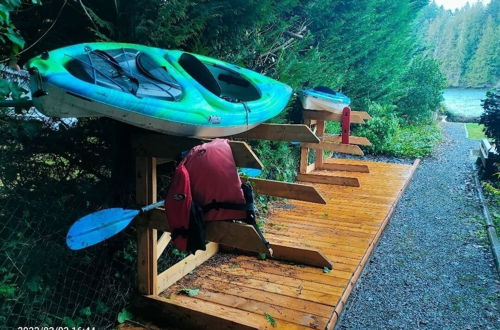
[433,0,491,10]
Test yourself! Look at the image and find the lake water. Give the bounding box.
[443,88,489,119]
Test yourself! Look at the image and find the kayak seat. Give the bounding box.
[218,73,250,88]
[66,48,183,101]
[179,53,222,96]
[136,52,181,89]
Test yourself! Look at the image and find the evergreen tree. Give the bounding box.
[415,0,499,87]
[464,16,500,86]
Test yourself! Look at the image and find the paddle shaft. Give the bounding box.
[140,200,165,213]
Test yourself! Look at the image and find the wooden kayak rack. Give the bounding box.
[133,123,335,297]
[298,105,372,188]
[131,103,375,328]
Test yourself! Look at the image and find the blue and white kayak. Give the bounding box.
[299,87,351,112]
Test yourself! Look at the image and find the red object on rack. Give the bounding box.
[341,106,351,144]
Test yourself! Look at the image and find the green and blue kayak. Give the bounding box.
[26,42,292,137]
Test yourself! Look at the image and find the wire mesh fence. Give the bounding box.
[0,192,136,328]
[0,191,185,328]
[0,101,184,329]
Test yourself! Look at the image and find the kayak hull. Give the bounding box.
[31,82,259,137]
[299,89,351,113]
[26,42,292,137]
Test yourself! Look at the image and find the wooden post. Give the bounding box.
[315,120,325,169]
[136,156,158,296]
[299,119,312,174]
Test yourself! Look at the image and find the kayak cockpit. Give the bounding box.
[179,52,261,103]
[65,48,183,101]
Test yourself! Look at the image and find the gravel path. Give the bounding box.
[336,122,500,329]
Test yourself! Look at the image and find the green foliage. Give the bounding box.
[180,287,200,297]
[171,248,188,259]
[0,283,16,298]
[264,313,276,327]
[356,102,442,157]
[415,0,499,87]
[79,306,92,317]
[479,89,500,145]
[117,308,133,324]
[396,56,447,122]
[355,103,401,153]
[26,275,42,292]
[386,123,442,158]
[251,140,298,183]
[463,16,500,86]
[0,0,24,55]
[484,179,500,198]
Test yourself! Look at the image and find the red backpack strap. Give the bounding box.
[164,164,192,251]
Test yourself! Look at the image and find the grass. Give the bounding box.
[465,123,486,140]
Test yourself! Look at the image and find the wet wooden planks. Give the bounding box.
[144,159,418,329]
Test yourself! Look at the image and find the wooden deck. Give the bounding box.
[139,158,419,330]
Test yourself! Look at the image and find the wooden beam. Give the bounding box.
[269,244,333,269]
[296,173,360,187]
[322,135,372,146]
[352,110,372,120]
[157,242,218,293]
[302,142,364,156]
[317,162,370,173]
[244,178,326,204]
[139,208,168,231]
[208,222,333,268]
[157,232,171,260]
[136,157,158,296]
[306,163,316,173]
[231,123,320,143]
[135,295,259,330]
[315,121,325,168]
[132,133,264,169]
[137,224,158,295]
[135,157,157,205]
[140,211,333,268]
[231,141,264,170]
[206,222,269,254]
[299,147,309,174]
[303,110,366,124]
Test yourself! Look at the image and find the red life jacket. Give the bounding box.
[164,139,268,254]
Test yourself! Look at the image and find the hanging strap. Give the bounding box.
[202,183,270,250]
[241,182,270,250]
[242,102,251,128]
[171,227,190,240]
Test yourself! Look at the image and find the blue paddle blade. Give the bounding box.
[66,208,139,250]
[240,168,262,177]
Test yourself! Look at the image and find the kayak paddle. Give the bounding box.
[66,200,164,250]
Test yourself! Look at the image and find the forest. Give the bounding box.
[0,0,448,327]
[415,0,499,88]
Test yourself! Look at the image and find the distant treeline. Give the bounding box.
[415,0,499,88]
